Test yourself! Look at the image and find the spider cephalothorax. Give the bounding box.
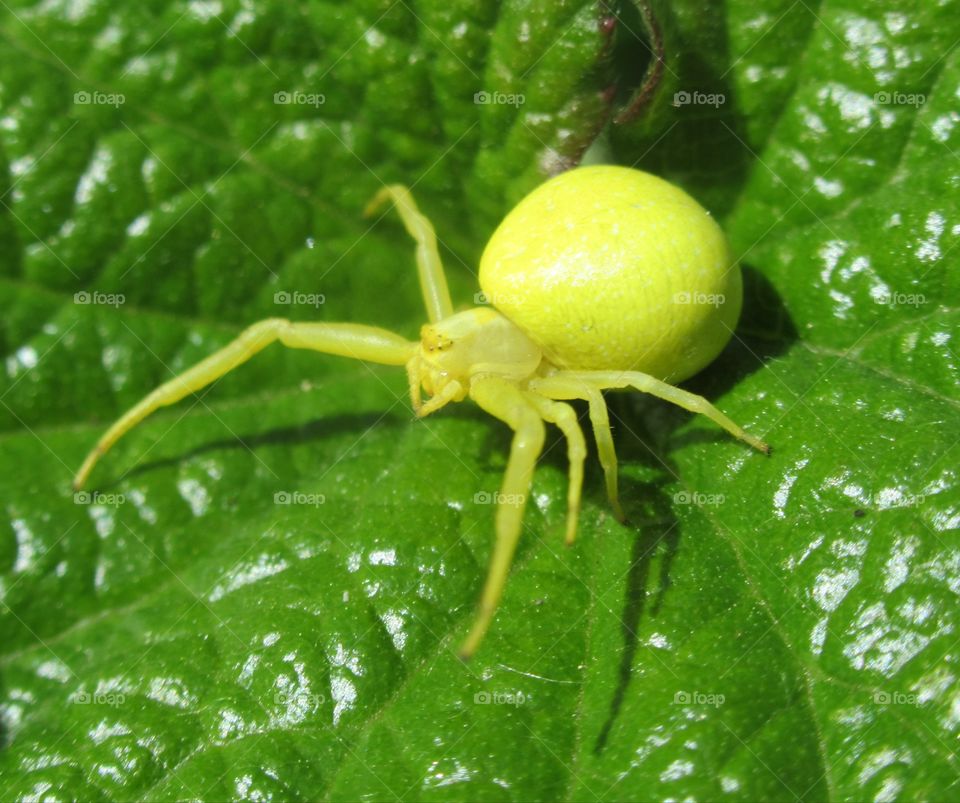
[411,307,542,416]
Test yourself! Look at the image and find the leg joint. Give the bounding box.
[246,317,288,335]
[514,412,546,452]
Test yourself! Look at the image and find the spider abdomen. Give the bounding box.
[478,165,741,382]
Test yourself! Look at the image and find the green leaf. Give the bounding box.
[1,1,958,801]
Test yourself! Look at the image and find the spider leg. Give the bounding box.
[524,393,586,546]
[461,377,546,658]
[405,355,423,413]
[529,377,625,522]
[74,319,416,489]
[549,370,769,454]
[365,185,454,323]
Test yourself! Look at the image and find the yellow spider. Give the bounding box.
[74,165,768,658]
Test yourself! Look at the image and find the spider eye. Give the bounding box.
[421,325,453,352]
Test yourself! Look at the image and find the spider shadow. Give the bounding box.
[590,268,795,751]
[593,468,679,754]
[88,411,410,491]
[585,406,682,754]
[737,263,799,349]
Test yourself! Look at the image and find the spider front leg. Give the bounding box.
[365,185,453,323]
[461,377,546,659]
[74,319,416,489]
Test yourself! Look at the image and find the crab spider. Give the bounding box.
[74,166,769,658]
